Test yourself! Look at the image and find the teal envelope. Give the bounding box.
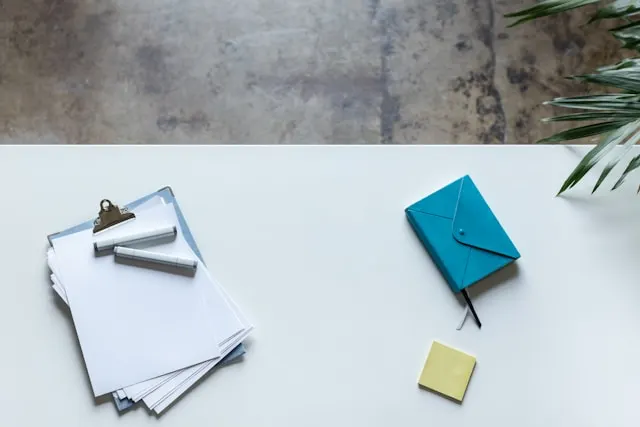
[405,175,520,293]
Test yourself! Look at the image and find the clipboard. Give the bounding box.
[47,186,246,411]
[48,187,203,260]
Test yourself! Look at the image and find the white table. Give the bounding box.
[1,145,639,426]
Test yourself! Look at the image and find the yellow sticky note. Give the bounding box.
[418,341,476,402]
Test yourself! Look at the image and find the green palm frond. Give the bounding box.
[591,123,640,192]
[555,121,640,194]
[610,21,640,50]
[506,0,640,26]
[507,1,640,194]
[505,0,600,27]
[613,153,640,188]
[537,121,634,143]
[590,1,640,22]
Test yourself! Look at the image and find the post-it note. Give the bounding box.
[418,341,476,402]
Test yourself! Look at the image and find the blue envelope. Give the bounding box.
[405,175,520,293]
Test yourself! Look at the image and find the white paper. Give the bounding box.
[146,281,253,411]
[154,334,252,414]
[126,373,177,402]
[123,269,248,402]
[51,204,228,396]
[153,327,252,413]
[50,266,250,407]
[48,197,251,405]
[50,274,67,304]
[50,265,250,407]
[47,198,182,400]
[145,330,246,408]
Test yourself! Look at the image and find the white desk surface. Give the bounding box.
[1,145,639,426]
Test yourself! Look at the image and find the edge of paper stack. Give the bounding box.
[46,187,254,415]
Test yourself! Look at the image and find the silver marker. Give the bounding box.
[94,225,177,253]
[113,246,198,272]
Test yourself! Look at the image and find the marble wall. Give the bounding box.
[0,0,630,144]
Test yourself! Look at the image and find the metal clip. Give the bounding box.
[93,199,136,233]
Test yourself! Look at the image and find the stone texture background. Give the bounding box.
[0,0,630,144]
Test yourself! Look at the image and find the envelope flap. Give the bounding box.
[451,176,520,259]
[405,177,464,219]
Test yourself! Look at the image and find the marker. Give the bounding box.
[94,225,177,253]
[114,246,198,272]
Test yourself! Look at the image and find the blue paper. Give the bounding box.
[405,175,520,293]
[49,187,246,411]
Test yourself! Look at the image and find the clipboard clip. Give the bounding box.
[93,199,136,233]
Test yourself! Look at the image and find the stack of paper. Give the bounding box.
[46,189,253,414]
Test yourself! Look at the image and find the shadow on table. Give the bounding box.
[563,145,587,159]
[559,192,640,249]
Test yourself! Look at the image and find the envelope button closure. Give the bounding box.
[458,228,465,236]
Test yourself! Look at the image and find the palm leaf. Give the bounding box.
[613,153,640,189]
[610,21,640,50]
[557,122,638,194]
[506,1,640,193]
[593,124,640,192]
[598,58,640,71]
[572,72,640,92]
[542,112,640,122]
[590,1,640,22]
[547,93,640,102]
[505,0,600,27]
[544,94,640,111]
[538,121,634,143]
